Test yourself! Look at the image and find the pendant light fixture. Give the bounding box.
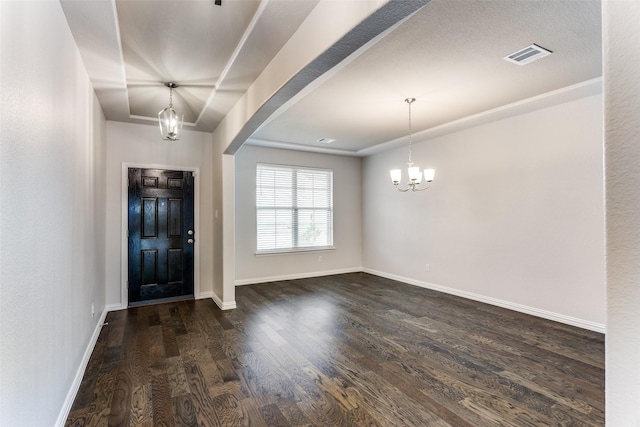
[390,98,435,192]
[158,82,183,141]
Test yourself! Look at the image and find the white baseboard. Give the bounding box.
[234,267,362,287]
[363,268,606,334]
[55,307,110,427]
[200,290,236,310]
[197,291,213,300]
[211,292,236,310]
[105,303,124,312]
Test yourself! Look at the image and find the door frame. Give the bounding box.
[121,162,201,308]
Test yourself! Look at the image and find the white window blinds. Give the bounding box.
[256,163,333,253]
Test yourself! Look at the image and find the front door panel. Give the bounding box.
[128,168,194,305]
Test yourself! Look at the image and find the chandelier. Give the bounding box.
[390,98,435,192]
[158,82,183,141]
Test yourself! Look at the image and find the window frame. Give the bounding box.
[255,163,334,255]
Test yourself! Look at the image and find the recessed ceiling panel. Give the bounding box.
[116,0,260,121]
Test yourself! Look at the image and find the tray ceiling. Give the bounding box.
[61,0,602,155]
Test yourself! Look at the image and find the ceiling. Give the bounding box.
[61,0,602,156]
[61,0,320,131]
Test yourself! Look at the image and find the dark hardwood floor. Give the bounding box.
[66,272,604,426]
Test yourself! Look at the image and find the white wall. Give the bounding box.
[234,145,362,283]
[221,154,236,306]
[0,2,107,425]
[603,1,640,424]
[105,121,214,307]
[363,93,605,330]
[209,131,226,305]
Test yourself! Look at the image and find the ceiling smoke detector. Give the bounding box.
[503,44,553,66]
[317,137,335,144]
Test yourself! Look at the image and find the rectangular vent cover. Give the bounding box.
[503,44,553,66]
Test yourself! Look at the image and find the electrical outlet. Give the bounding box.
[91,303,95,318]
[425,264,431,272]
[318,255,323,262]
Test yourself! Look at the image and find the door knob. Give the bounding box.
[187,230,194,235]
[187,238,194,244]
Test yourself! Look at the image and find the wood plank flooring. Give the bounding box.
[66,272,604,426]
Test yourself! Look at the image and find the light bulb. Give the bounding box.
[390,169,402,184]
[424,169,435,182]
[408,166,421,182]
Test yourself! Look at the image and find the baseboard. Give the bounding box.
[234,267,362,286]
[105,303,124,312]
[363,268,606,334]
[197,291,213,300]
[200,290,236,309]
[211,292,236,310]
[55,307,110,427]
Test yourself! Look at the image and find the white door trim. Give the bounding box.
[121,162,201,308]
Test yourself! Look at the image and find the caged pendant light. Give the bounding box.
[158,82,183,141]
[390,98,435,192]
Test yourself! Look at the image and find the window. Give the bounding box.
[256,163,333,253]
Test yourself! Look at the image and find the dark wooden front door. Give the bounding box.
[128,168,194,305]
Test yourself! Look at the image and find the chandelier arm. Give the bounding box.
[394,185,411,192]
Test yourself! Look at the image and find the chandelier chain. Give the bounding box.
[406,98,415,165]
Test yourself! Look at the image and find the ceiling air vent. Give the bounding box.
[503,44,553,66]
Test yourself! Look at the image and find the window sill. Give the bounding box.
[255,246,335,257]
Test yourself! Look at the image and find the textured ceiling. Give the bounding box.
[250,0,602,154]
[61,0,602,155]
